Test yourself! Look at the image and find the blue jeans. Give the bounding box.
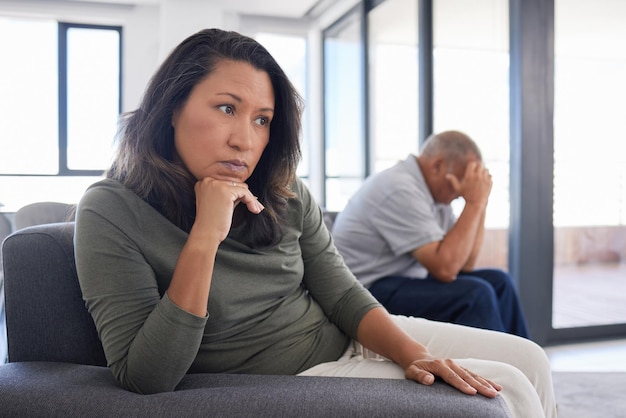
[368,269,530,338]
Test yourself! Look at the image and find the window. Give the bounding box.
[0,17,59,175]
[323,7,366,211]
[64,24,121,171]
[367,0,419,173]
[0,17,121,208]
[552,0,626,329]
[254,32,309,181]
[433,0,510,270]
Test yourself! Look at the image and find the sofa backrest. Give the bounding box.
[1,222,107,366]
[323,211,338,232]
[14,202,76,231]
[0,213,339,367]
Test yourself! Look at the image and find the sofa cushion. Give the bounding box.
[0,362,511,417]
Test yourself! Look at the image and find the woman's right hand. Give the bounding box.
[404,357,502,398]
[167,178,263,317]
[192,177,265,243]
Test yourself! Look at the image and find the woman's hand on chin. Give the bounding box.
[192,177,264,243]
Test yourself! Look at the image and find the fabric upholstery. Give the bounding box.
[0,213,11,362]
[14,201,75,231]
[0,362,512,417]
[0,222,511,417]
[0,214,11,243]
[2,222,106,365]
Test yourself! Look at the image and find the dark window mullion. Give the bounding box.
[58,23,69,175]
[509,0,555,345]
[418,0,433,146]
[361,1,370,178]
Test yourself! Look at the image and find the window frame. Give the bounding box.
[322,2,369,210]
[58,22,122,176]
[321,0,626,345]
[0,21,122,177]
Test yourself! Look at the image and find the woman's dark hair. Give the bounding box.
[108,28,303,247]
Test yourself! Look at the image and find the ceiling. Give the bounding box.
[218,0,321,18]
[65,0,323,18]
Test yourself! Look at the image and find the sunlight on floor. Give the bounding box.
[545,338,626,372]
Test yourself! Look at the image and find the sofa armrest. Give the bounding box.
[2,223,106,365]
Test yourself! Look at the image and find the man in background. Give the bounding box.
[332,130,529,338]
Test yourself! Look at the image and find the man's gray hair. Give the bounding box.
[419,130,482,163]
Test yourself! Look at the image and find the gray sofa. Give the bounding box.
[0,222,511,417]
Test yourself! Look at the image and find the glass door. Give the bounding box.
[323,7,366,211]
[433,0,510,270]
[552,0,626,330]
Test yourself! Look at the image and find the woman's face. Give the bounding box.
[172,59,275,183]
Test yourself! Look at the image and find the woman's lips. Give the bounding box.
[221,161,247,173]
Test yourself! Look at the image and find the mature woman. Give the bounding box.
[74,28,556,417]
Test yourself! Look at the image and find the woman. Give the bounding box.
[74,28,556,417]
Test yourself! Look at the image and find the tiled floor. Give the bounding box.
[549,261,626,373]
[553,262,626,328]
[545,337,626,372]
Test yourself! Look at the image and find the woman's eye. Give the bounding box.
[218,105,234,115]
[255,116,270,127]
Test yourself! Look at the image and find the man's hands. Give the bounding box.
[446,161,492,208]
[405,356,502,397]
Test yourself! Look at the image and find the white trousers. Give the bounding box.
[299,316,557,418]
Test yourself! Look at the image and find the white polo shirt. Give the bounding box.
[332,154,455,287]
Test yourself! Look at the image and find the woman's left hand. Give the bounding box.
[404,357,502,397]
[356,308,502,398]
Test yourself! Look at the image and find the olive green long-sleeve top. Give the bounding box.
[74,177,380,394]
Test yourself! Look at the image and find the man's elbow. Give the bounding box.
[428,266,458,283]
